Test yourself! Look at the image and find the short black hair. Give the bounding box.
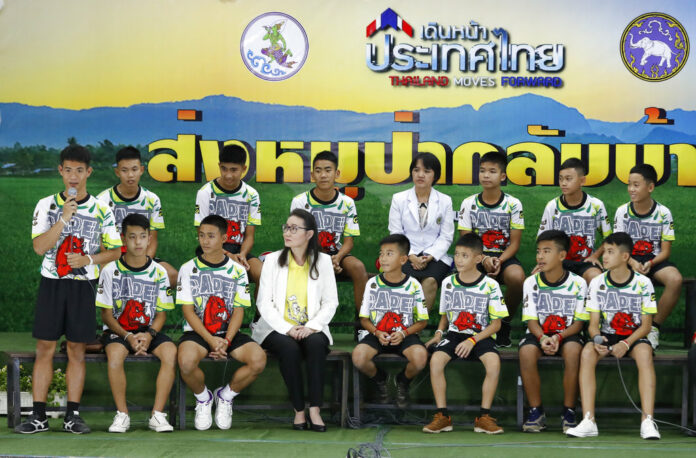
[122,213,149,234]
[312,150,338,168]
[60,144,91,166]
[199,214,228,235]
[480,151,507,173]
[455,233,483,254]
[115,146,141,164]
[219,144,247,165]
[536,230,570,253]
[410,152,441,183]
[603,232,633,254]
[380,234,410,255]
[630,164,658,185]
[559,158,586,176]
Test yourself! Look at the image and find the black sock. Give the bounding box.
[532,405,544,414]
[437,407,450,417]
[653,322,661,329]
[67,401,80,415]
[33,402,46,420]
[372,368,387,383]
[480,407,491,416]
[396,370,411,385]
[563,406,574,413]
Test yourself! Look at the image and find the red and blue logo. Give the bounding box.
[366,8,413,38]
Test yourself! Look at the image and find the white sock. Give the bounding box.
[194,387,211,402]
[220,385,238,402]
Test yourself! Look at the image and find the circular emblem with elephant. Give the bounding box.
[620,13,689,82]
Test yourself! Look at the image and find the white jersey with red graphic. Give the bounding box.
[457,192,524,253]
[97,185,165,233]
[439,273,508,335]
[96,258,173,331]
[359,275,427,332]
[538,193,612,261]
[291,190,359,255]
[32,193,122,280]
[521,271,588,335]
[613,201,674,257]
[176,256,250,335]
[194,180,261,246]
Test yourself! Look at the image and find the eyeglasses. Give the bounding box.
[282,224,308,234]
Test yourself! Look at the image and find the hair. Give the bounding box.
[199,214,228,235]
[409,152,441,183]
[603,232,634,254]
[115,146,141,164]
[122,213,150,234]
[219,144,247,165]
[559,158,587,176]
[630,163,658,185]
[278,209,321,280]
[379,234,410,255]
[536,230,570,253]
[312,150,338,168]
[455,232,484,254]
[479,151,507,172]
[60,144,91,166]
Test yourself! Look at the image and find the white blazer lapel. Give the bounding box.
[426,189,440,228]
[306,257,317,318]
[407,188,420,226]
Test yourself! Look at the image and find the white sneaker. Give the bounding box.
[194,390,213,431]
[214,386,233,430]
[149,411,174,433]
[566,412,598,437]
[108,411,130,433]
[640,415,660,440]
[647,326,659,350]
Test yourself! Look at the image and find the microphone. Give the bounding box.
[67,187,77,198]
[593,335,604,345]
[66,187,87,276]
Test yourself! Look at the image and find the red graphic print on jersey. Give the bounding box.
[542,315,567,334]
[226,220,242,245]
[203,296,229,334]
[632,240,653,257]
[118,299,150,331]
[481,230,508,250]
[318,231,338,253]
[376,311,407,333]
[55,235,86,277]
[610,312,638,336]
[567,235,591,261]
[453,311,481,332]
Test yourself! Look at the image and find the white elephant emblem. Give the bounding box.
[629,33,673,68]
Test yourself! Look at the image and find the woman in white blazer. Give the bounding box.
[251,209,338,432]
[388,152,454,309]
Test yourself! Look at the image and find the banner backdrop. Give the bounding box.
[0,0,694,332]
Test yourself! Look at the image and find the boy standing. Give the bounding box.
[458,151,525,347]
[97,146,178,287]
[614,164,682,349]
[423,233,507,435]
[519,230,587,433]
[17,145,122,434]
[537,158,612,283]
[352,234,428,408]
[97,214,177,433]
[194,144,263,290]
[291,151,368,313]
[566,232,660,439]
[177,215,267,431]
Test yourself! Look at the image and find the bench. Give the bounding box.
[351,351,691,429]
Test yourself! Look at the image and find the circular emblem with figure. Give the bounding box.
[620,13,689,81]
[240,12,309,81]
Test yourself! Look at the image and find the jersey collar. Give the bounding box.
[628,200,657,218]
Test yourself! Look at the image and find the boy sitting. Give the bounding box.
[423,233,507,434]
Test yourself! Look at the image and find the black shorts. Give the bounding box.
[518,333,583,354]
[328,252,359,282]
[562,260,600,277]
[477,253,523,281]
[601,333,651,356]
[402,255,452,285]
[357,333,424,356]
[33,277,97,343]
[433,332,498,360]
[631,254,676,283]
[101,328,173,353]
[195,244,257,260]
[178,330,254,353]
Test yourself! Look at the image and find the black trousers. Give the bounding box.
[261,331,330,411]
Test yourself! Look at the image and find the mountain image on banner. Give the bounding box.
[0,94,695,149]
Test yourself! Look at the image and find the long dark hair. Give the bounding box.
[278,209,321,280]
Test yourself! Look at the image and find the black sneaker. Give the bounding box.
[373,379,390,404]
[496,322,512,348]
[63,411,91,434]
[14,413,49,434]
[395,379,410,409]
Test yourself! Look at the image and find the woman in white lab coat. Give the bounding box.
[388,153,454,308]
